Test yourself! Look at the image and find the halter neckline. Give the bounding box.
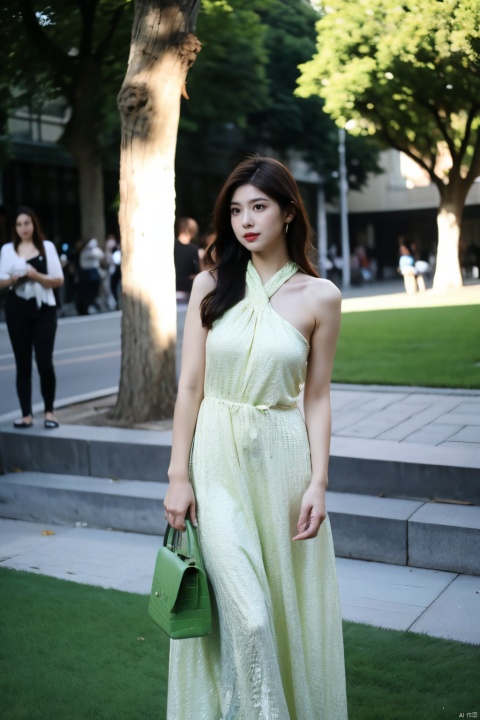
[247,260,298,299]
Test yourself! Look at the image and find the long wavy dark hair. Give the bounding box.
[12,206,46,255]
[200,156,318,328]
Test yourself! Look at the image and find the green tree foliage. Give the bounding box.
[177,0,380,205]
[1,0,133,240]
[182,0,271,128]
[2,0,381,239]
[247,0,381,197]
[297,0,480,288]
[174,0,274,216]
[174,0,381,226]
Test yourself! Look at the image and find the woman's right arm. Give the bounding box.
[0,276,19,289]
[0,246,18,289]
[164,270,216,531]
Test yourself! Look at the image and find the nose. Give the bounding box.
[242,209,253,228]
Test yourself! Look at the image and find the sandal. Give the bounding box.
[44,419,59,429]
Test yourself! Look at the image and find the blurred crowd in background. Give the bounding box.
[1,203,479,321]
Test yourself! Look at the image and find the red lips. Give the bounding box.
[244,233,259,242]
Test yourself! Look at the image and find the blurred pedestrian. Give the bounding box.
[355,245,372,282]
[198,228,216,271]
[100,233,118,311]
[0,206,64,429]
[174,217,200,301]
[327,244,342,284]
[414,259,431,292]
[76,238,104,315]
[398,240,417,293]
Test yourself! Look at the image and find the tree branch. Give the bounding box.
[373,107,444,192]
[464,130,480,187]
[412,93,457,161]
[458,105,479,167]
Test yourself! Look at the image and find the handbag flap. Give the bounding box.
[150,546,200,612]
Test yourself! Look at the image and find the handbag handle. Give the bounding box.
[164,520,196,561]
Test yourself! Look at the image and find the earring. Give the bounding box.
[285,223,289,235]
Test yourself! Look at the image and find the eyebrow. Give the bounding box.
[230,197,269,206]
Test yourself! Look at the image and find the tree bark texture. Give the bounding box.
[113,0,201,422]
[433,183,468,292]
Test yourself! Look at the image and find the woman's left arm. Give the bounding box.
[293,281,342,541]
[25,241,64,289]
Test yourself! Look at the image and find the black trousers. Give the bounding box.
[76,269,101,315]
[5,292,58,416]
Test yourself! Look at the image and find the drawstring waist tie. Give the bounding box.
[203,396,298,413]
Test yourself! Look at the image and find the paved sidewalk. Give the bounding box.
[1,518,479,646]
[330,384,480,455]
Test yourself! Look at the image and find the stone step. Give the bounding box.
[328,492,480,575]
[328,436,480,505]
[0,471,169,536]
[327,492,423,566]
[0,423,171,482]
[1,423,479,504]
[1,471,479,575]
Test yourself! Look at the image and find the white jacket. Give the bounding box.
[0,240,64,307]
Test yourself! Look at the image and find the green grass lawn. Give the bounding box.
[1,568,479,719]
[334,304,480,388]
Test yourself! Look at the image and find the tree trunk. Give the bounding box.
[433,185,466,292]
[113,1,201,423]
[74,146,106,243]
[68,57,106,244]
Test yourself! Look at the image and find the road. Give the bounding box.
[0,307,187,421]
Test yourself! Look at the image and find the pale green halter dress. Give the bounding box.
[167,261,348,720]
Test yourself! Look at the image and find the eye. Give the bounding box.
[230,207,240,215]
[253,203,266,211]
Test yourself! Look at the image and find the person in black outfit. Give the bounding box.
[0,207,64,429]
[174,217,200,301]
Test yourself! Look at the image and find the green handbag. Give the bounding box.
[148,520,212,639]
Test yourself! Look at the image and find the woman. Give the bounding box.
[0,207,64,428]
[164,157,348,719]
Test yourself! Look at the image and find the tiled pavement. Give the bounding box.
[330,385,480,451]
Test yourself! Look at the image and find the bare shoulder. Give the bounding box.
[300,275,342,310]
[191,269,216,299]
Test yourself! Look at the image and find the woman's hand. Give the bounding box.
[25,265,41,281]
[24,264,63,289]
[164,477,197,531]
[292,483,327,541]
